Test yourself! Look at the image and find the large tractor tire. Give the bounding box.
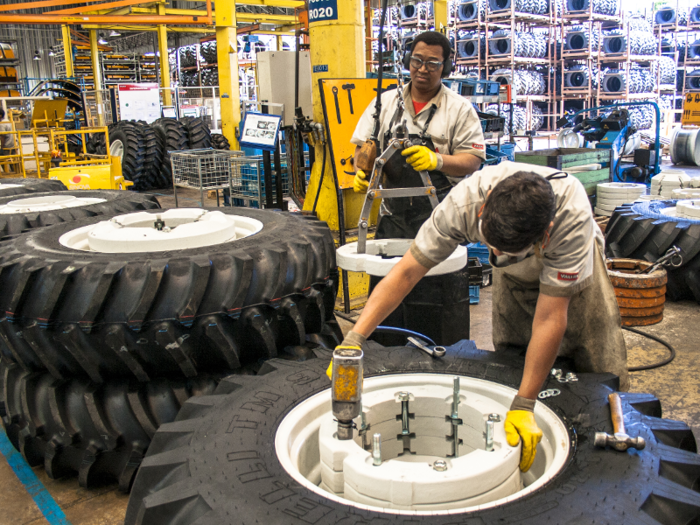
[95,121,147,187]
[150,118,188,185]
[0,190,160,241]
[180,116,212,150]
[1,361,221,493]
[211,133,230,151]
[605,201,700,302]
[0,208,340,384]
[125,343,700,525]
[134,121,165,191]
[0,178,66,198]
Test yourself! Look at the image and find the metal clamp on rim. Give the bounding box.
[357,138,439,254]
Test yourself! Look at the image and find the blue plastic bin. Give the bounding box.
[469,285,480,304]
[467,242,489,264]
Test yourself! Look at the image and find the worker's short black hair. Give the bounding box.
[410,31,451,62]
[481,171,557,253]
[0,109,4,119]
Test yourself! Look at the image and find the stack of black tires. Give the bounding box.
[86,118,231,191]
[0,179,343,494]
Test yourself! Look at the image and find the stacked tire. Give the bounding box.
[90,121,151,190]
[489,30,547,58]
[150,117,189,188]
[606,200,700,302]
[490,69,546,96]
[200,41,217,64]
[0,203,343,493]
[180,116,212,149]
[211,133,231,150]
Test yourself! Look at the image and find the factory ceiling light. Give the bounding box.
[98,33,108,45]
[33,50,41,60]
[109,30,121,37]
[48,46,55,57]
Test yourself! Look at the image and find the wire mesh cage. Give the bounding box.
[170,148,243,206]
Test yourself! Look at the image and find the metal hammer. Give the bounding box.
[594,393,646,451]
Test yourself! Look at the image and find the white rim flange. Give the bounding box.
[59,208,263,253]
[0,195,106,214]
[276,374,570,516]
[0,183,23,190]
[676,199,700,219]
[111,139,124,161]
[337,240,467,277]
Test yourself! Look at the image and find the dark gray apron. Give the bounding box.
[376,104,452,240]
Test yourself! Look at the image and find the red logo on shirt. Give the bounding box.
[472,143,485,151]
[557,272,579,281]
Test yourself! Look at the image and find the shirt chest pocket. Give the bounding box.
[432,136,450,155]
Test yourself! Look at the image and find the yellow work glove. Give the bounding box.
[504,410,543,472]
[326,345,362,380]
[354,170,369,193]
[402,145,439,172]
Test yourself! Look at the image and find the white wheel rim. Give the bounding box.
[59,208,263,253]
[676,199,700,219]
[111,139,124,160]
[0,183,23,190]
[337,240,467,277]
[276,373,570,515]
[0,195,106,214]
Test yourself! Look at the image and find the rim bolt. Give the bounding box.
[488,413,501,422]
[398,392,411,436]
[372,433,382,466]
[433,459,448,471]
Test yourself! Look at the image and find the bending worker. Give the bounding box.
[337,161,628,472]
[351,31,485,238]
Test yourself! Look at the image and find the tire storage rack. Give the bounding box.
[678,9,700,124]
[173,37,266,103]
[450,0,690,134]
[0,181,344,494]
[484,4,557,133]
[100,52,158,86]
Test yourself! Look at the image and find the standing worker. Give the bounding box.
[351,31,486,239]
[334,161,628,473]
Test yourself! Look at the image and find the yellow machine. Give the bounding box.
[0,99,128,190]
[49,156,132,190]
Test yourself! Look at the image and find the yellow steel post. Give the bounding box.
[216,0,241,149]
[302,0,365,230]
[157,4,172,106]
[89,30,105,126]
[434,0,449,32]
[61,24,73,77]
[364,0,372,73]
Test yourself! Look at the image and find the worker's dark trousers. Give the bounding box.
[492,247,629,391]
[368,211,471,347]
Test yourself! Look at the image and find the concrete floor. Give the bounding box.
[2,173,700,524]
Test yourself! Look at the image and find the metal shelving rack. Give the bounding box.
[0,41,21,96]
[484,6,558,132]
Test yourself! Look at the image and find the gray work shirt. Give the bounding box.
[351,82,487,169]
[410,161,605,297]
